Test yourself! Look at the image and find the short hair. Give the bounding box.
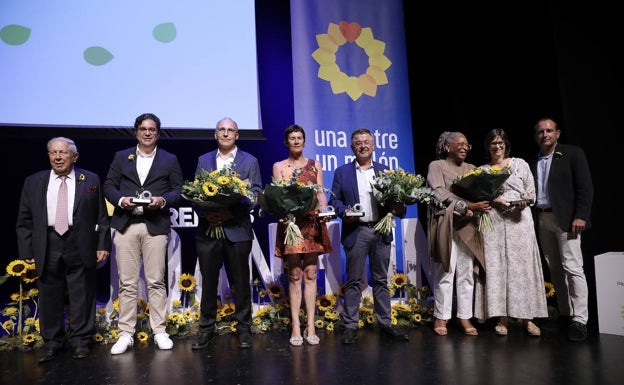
[534,117,558,132]
[134,113,161,131]
[351,128,373,142]
[284,124,305,143]
[435,131,465,159]
[47,137,78,154]
[216,117,238,131]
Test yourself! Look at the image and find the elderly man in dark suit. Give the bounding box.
[191,117,262,350]
[104,113,183,354]
[16,137,111,363]
[531,117,593,342]
[329,128,408,345]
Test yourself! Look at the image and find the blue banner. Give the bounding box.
[290,0,415,275]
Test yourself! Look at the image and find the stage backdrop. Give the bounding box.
[290,0,416,276]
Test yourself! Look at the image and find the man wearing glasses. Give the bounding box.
[104,113,183,354]
[191,117,262,350]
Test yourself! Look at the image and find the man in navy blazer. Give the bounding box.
[329,128,408,344]
[104,113,183,354]
[191,117,262,350]
[16,137,111,362]
[531,117,593,341]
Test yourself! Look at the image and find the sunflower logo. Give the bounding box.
[312,21,392,101]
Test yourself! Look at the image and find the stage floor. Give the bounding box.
[2,319,623,385]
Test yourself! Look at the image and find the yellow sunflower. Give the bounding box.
[112,298,120,313]
[6,259,28,277]
[137,331,149,342]
[267,283,285,298]
[545,282,555,298]
[4,307,18,316]
[3,320,15,329]
[22,333,36,344]
[25,317,36,326]
[412,313,422,323]
[391,273,409,289]
[171,299,182,308]
[28,288,39,297]
[314,319,325,329]
[93,333,104,343]
[202,181,218,196]
[326,322,335,332]
[178,273,196,292]
[316,294,336,312]
[21,264,38,283]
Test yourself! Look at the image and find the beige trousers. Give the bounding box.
[113,223,169,335]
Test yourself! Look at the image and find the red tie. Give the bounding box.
[54,176,69,235]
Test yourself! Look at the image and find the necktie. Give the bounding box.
[54,176,69,235]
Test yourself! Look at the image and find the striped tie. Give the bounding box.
[54,176,69,235]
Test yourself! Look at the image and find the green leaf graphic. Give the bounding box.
[0,24,32,45]
[153,22,176,43]
[83,46,114,66]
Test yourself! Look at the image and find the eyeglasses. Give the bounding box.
[217,128,237,135]
[48,150,71,157]
[490,141,505,147]
[452,142,472,150]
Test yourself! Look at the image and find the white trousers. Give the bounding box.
[433,232,475,320]
[537,212,589,324]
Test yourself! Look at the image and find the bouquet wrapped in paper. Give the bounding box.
[182,167,255,238]
[258,178,327,245]
[451,165,511,231]
[371,168,439,235]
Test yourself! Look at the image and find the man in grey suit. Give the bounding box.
[532,117,593,341]
[104,112,183,354]
[191,117,262,350]
[16,137,111,363]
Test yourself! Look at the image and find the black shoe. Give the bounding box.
[38,348,58,363]
[379,325,409,341]
[192,330,217,350]
[238,331,252,349]
[341,328,358,344]
[72,345,90,359]
[568,321,588,341]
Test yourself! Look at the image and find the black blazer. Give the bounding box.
[530,143,593,230]
[104,147,183,235]
[16,167,112,278]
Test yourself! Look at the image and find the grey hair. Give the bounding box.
[47,137,78,153]
[435,131,464,159]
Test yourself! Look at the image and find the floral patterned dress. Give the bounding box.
[474,157,548,321]
[274,159,332,257]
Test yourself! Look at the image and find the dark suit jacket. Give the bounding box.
[329,160,393,248]
[104,147,183,235]
[194,149,262,242]
[16,167,111,278]
[530,143,593,230]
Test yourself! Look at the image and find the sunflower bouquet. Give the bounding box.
[182,166,255,238]
[258,177,327,245]
[451,165,511,231]
[371,168,439,235]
